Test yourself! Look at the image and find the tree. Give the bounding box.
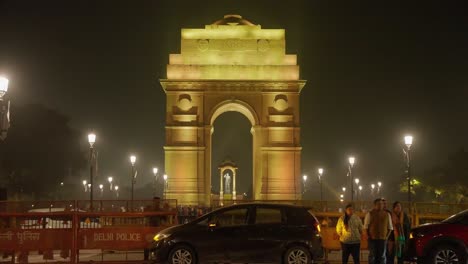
[399,149,468,203]
[0,104,86,199]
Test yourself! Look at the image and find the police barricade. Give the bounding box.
[0,200,178,263]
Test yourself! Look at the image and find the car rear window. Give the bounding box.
[286,207,318,226]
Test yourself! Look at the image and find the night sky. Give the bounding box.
[1,1,467,200]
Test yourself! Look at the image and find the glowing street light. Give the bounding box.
[318,168,324,202]
[404,135,414,212]
[87,133,96,211]
[358,185,363,201]
[83,180,88,192]
[153,167,159,196]
[342,187,346,192]
[130,155,136,210]
[108,176,113,191]
[163,174,168,199]
[99,184,104,197]
[377,181,382,194]
[114,185,119,198]
[355,178,360,185]
[0,76,10,141]
[0,76,9,98]
[348,156,356,201]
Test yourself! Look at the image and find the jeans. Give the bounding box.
[341,242,360,264]
[368,239,387,264]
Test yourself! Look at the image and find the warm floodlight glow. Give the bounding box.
[88,133,96,147]
[303,175,307,181]
[82,180,87,186]
[130,155,136,165]
[355,178,360,184]
[0,76,9,97]
[318,168,324,175]
[378,182,382,187]
[114,186,119,191]
[405,135,413,148]
[359,185,363,191]
[108,177,113,183]
[348,157,355,166]
[163,174,168,181]
[342,187,346,192]
[153,167,158,175]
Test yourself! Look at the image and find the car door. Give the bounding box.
[193,206,251,263]
[245,206,286,263]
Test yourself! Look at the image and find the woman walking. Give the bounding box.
[336,204,363,264]
[387,201,411,264]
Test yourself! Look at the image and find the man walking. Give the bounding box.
[364,198,393,264]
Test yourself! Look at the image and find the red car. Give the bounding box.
[407,209,468,264]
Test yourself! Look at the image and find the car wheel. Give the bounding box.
[429,244,466,264]
[284,246,311,264]
[168,245,197,264]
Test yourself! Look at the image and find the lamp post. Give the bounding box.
[404,135,413,212]
[318,168,324,203]
[88,133,96,211]
[114,185,119,198]
[354,178,359,200]
[302,175,308,195]
[163,174,168,199]
[0,76,10,141]
[358,185,363,201]
[348,157,355,201]
[153,167,158,197]
[371,184,375,197]
[99,184,104,197]
[377,181,382,194]
[130,155,136,211]
[83,180,88,192]
[108,177,113,191]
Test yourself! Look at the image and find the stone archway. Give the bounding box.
[161,15,306,205]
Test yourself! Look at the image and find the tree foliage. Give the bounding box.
[399,149,468,203]
[0,104,86,199]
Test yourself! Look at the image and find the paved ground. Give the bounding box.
[0,249,371,263]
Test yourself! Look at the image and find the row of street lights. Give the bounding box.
[304,135,414,205]
[86,133,169,211]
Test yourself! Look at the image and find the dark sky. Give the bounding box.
[0,1,467,200]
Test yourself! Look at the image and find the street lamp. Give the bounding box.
[348,156,356,201]
[358,185,363,201]
[130,155,136,210]
[377,181,382,194]
[99,184,104,197]
[318,168,324,203]
[114,185,119,198]
[302,175,308,195]
[371,184,375,196]
[87,133,96,211]
[0,76,10,141]
[163,174,168,199]
[108,177,113,191]
[404,135,413,212]
[82,180,88,192]
[153,167,159,196]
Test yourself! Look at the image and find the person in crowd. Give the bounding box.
[336,204,363,264]
[387,201,411,264]
[364,198,393,264]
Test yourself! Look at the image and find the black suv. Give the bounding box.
[150,203,323,264]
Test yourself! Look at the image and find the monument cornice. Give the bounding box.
[160,79,306,93]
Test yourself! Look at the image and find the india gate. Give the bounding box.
[160,15,305,205]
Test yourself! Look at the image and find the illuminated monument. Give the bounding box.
[161,15,305,205]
